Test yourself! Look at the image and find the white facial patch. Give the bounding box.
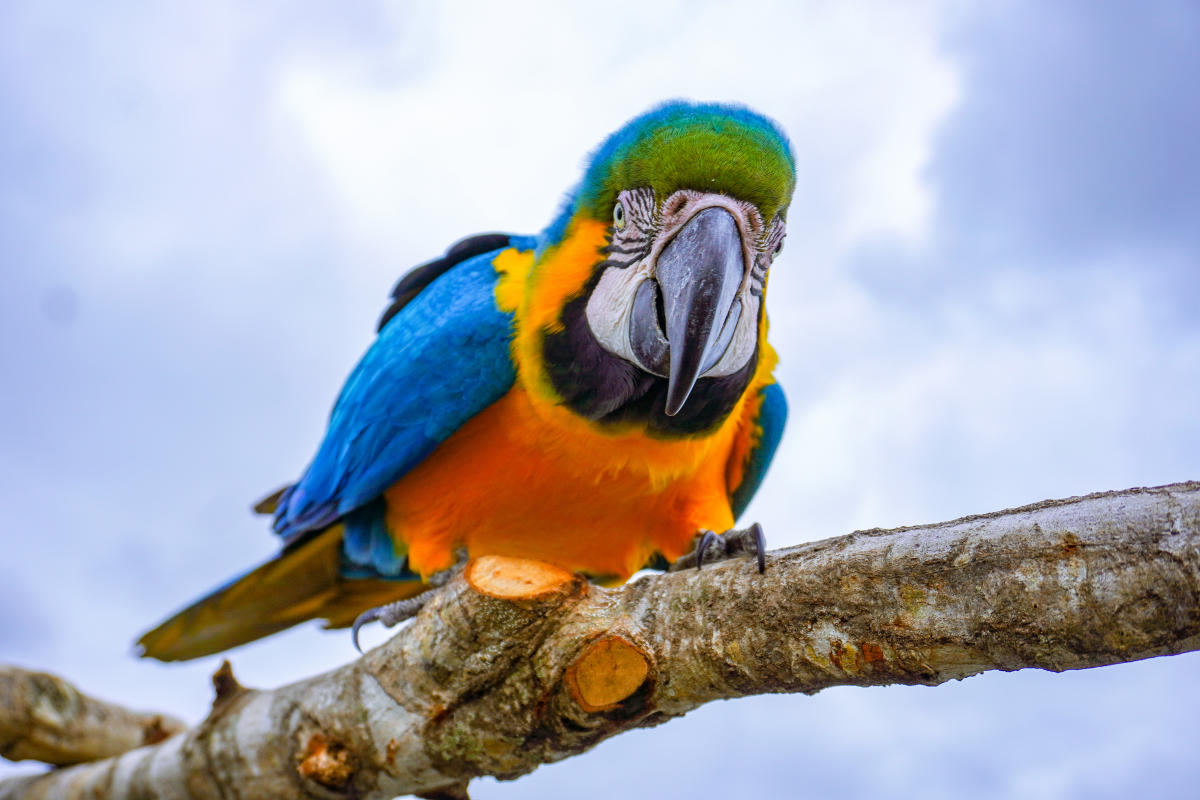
[703,292,760,377]
[583,188,776,382]
[585,259,656,369]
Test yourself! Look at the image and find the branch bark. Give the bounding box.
[0,667,185,767]
[3,481,1198,800]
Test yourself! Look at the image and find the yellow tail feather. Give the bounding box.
[136,525,427,661]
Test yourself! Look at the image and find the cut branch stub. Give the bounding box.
[565,636,652,712]
[464,556,579,602]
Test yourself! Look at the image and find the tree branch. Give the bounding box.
[0,667,184,767]
[3,481,1197,799]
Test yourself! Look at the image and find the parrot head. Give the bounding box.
[516,101,794,436]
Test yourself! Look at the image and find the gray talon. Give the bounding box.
[351,556,469,653]
[694,529,720,569]
[749,522,766,574]
[671,523,768,573]
[351,592,431,653]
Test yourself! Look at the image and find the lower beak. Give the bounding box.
[629,206,745,416]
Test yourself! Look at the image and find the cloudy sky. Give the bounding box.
[2,1,1198,797]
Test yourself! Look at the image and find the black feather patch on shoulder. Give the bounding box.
[377,232,515,332]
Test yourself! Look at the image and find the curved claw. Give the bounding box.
[350,592,432,654]
[667,524,768,573]
[351,607,381,654]
[749,522,766,574]
[694,529,720,570]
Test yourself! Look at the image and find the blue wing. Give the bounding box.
[272,235,537,578]
[730,381,788,519]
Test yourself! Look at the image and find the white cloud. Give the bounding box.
[277,0,959,259]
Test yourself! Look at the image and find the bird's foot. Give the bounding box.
[669,522,767,574]
[351,554,466,653]
[351,593,430,653]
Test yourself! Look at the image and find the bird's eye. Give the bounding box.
[613,201,626,230]
[772,239,784,258]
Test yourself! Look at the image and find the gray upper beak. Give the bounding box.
[628,206,745,416]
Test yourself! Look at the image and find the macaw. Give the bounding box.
[137,101,794,661]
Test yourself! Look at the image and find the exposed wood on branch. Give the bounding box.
[2,481,1198,800]
[0,667,185,767]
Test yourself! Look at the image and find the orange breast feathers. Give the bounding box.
[385,385,760,580]
[384,226,778,580]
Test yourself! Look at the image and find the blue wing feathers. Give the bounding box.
[340,499,417,580]
[730,382,787,520]
[378,233,518,332]
[273,247,522,547]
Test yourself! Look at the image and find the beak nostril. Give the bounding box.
[663,194,689,217]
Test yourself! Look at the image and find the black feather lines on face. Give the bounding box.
[595,191,656,271]
[541,271,759,438]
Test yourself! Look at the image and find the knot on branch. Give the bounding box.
[210,659,246,707]
[297,732,355,791]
